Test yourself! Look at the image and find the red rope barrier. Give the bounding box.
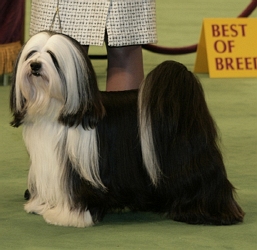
[142,0,257,55]
[238,0,257,17]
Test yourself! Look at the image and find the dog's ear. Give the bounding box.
[56,34,105,129]
[58,55,105,129]
[10,47,27,127]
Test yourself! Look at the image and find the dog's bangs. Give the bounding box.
[21,32,51,62]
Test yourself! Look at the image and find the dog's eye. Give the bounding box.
[25,50,37,60]
[47,50,59,69]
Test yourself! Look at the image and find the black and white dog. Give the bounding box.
[10,31,244,227]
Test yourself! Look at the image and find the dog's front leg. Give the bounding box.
[42,204,94,227]
[24,195,49,215]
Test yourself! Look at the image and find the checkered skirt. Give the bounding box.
[30,0,157,46]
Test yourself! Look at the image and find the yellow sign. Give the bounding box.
[194,18,257,78]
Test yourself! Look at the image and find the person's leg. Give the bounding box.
[106,45,144,91]
[82,45,89,54]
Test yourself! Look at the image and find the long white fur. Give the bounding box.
[138,80,162,186]
[23,117,95,227]
[23,121,66,212]
[15,31,162,226]
[66,125,105,189]
[15,32,101,227]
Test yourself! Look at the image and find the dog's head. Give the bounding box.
[10,31,104,128]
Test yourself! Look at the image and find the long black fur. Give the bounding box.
[13,31,244,226]
[66,62,244,225]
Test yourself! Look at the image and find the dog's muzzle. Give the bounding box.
[30,62,42,76]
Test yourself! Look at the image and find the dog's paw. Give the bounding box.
[42,206,94,227]
[24,199,48,215]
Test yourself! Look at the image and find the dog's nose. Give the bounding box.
[30,62,41,71]
[30,62,41,76]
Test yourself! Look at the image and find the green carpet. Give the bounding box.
[1,1,257,249]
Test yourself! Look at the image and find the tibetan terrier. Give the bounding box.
[10,31,244,227]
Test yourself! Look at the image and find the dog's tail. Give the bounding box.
[139,60,202,185]
[139,60,244,225]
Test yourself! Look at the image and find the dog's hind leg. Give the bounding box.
[139,60,245,225]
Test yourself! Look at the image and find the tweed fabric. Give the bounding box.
[30,0,157,46]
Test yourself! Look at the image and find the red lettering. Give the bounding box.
[211,24,247,37]
[215,58,224,70]
[239,24,247,36]
[215,57,257,71]
[236,58,244,70]
[212,25,220,37]
[227,40,235,53]
[254,58,257,69]
[230,24,238,37]
[214,40,227,53]
[244,57,252,70]
[221,25,229,37]
[225,58,234,70]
